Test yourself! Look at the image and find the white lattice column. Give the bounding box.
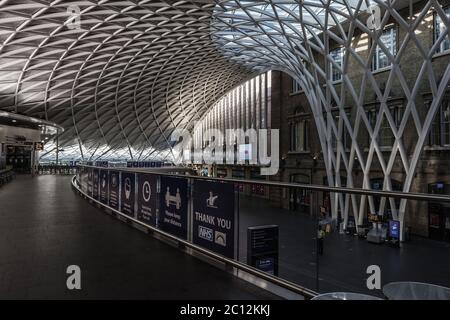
[212,0,450,240]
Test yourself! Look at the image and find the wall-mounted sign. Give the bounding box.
[99,169,109,204]
[121,172,135,217]
[137,173,158,227]
[92,169,99,200]
[193,180,235,258]
[247,225,279,276]
[108,171,120,210]
[159,176,188,239]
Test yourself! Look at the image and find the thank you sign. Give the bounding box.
[193,180,235,258]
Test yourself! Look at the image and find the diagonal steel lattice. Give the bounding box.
[0,0,449,236]
[212,0,450,237]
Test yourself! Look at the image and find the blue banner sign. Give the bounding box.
[121,172,135,217]
[193,180,235,258]
[108,171,120,210]
[159,176,188,239]
[99,169,109,204]
[137,173,158,227]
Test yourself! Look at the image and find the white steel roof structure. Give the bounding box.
[0,0,254,161]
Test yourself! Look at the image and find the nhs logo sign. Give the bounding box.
[198,226,213,241]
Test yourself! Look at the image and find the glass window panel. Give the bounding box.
[435,5,450,53]
[373,26,396,71]
[330,47,343,81]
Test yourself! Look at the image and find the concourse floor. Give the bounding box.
[238,195,450,297]
[0,175,279,300]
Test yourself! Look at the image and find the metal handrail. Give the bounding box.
[77,165,450,203]
[71,176,318,299]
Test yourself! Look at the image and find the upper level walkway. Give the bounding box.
[0,175,279,299]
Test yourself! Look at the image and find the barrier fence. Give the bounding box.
[74,165,450,299]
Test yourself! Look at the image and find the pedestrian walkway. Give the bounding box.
[0,175,279,299]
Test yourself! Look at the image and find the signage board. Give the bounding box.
[137,173,158,227]
[247,225,279,276]
[159,176,188,239]
[108,170,120,210]
[193,180,235,258]
[121,172,135,217]
[99,169,109,204]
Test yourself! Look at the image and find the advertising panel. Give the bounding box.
[137,173,158,227]
[121,172,135,217]
[159,176,188,239]
[99,169,109,204]
[193,180,235,258]
[108,170,120,210]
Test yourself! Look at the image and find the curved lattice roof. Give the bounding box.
[0,0,448,168]
[0,0,254,161]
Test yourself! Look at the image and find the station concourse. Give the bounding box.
[1,0,450,302]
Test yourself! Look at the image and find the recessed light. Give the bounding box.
[11,119,17,123]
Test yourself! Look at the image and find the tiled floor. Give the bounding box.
[0,175,279,300]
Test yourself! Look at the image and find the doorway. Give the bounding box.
[289,173,310,214]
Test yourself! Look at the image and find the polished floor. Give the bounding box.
[238,195,450,297]
[0,175,279,299]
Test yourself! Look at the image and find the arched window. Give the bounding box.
[289,107,310,152]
